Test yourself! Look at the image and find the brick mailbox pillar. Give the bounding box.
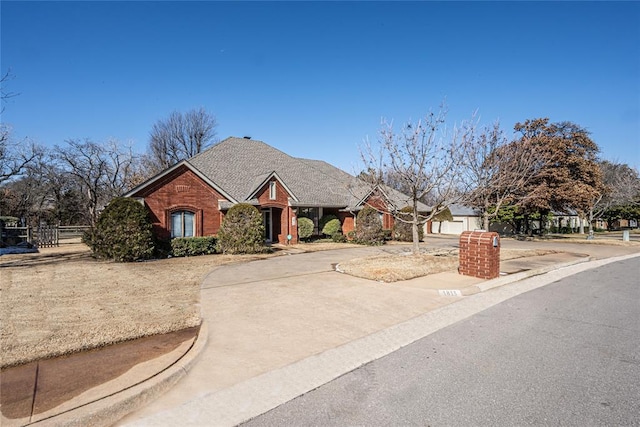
[459,231,500,279]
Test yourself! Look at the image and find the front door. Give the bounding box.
[262,209,272,242]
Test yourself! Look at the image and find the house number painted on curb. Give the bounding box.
[439,290,462,297]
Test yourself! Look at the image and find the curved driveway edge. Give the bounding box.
[125,252,640,427]
[29,322,209,427]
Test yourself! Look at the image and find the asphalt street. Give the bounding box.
[243,257,640,426]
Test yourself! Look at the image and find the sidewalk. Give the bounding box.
[1,328,203,427]
[0,244,635,426]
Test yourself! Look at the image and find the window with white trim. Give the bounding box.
[171,211,195,238]
[269,181,277,200]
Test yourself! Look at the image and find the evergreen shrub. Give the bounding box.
[319,215,337,235]
[322,217,342,237]
[331,232,347,243]
[392,206,424,242]
[354,206,386,246]
[171,236,217,257]
[297,217,314,240]
[88,197,155,262]
[216,203,268,254]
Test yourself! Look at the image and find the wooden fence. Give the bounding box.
[37,225,60,248]
[0,225,91,248]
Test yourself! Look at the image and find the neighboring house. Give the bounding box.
[549,210,589,232]
[490,209,590,235]
[609,218,638,230]
[125,137,427,244]
[428,203,482,235]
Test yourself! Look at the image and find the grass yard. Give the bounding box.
[0,238,579,368]
[339,248,560,282]
[0,242,274,368]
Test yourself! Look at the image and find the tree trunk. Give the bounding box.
[412,202,420,255]
[483,214,489,231]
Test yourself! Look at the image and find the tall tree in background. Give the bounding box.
[361,104,468,254]
[143,107,218,175]
[460,121,550,231]
[0,127,41,185]
[0,70,41,185]
[587,160,640,232]
[54,139,140,227]
[514,118,603,232]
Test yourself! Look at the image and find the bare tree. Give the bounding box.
[0,70,41,184]
[460,121,549,231]
[1,69,19,113]
[361,104,468,254]
[54,139,140,227]
[586,160,640,233]
[0,125,42,185]
[143,107,218,175]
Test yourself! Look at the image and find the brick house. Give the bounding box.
[125,137,426,244]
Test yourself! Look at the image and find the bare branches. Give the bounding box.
[144,107,218,176]
[1,69,19,114]
[460,121,549,230]
[54,139,140,227]
[0,124,42,185]
[0,70,39,184]
[586,160,640,232]
[360,104,469,253]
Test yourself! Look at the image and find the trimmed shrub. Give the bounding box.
[88,197,155,262]
[322,218,342,237]
[319,215,337,235]
[331,232,347,243]
[171,236,217,257]
[297,217,314,240]
[392,206,424,242]
[216,203,268,254]
[354,206,386,246]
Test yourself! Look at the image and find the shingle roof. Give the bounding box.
[187,137,363,207]
[447,203,481,217]
[133,136,429,211]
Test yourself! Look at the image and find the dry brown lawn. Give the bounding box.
[0,239,561,368]
[0,242,275,368]
[339,248,560,282]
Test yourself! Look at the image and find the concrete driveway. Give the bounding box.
[120,242,467,424]
[119,236,640,426]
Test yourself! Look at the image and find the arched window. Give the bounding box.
[171,211,195,238]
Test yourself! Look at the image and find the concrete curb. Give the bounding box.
[127,252,640,427]
[31,322,209,427]
[461,255,592,295]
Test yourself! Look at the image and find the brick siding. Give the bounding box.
[255,179,297,244]
[130,165,226,240]
[459,230,500,279]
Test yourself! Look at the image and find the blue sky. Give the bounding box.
[2,1,639,173]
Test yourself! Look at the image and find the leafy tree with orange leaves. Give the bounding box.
[513,118,603,233]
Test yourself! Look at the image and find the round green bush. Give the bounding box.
[319,215,337,234]
[297,217,314,240]
[88,197,155,262]
[322,218,342,237]
[392,206,424,242]
[354,206,385,246]
[216,203,267,254]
